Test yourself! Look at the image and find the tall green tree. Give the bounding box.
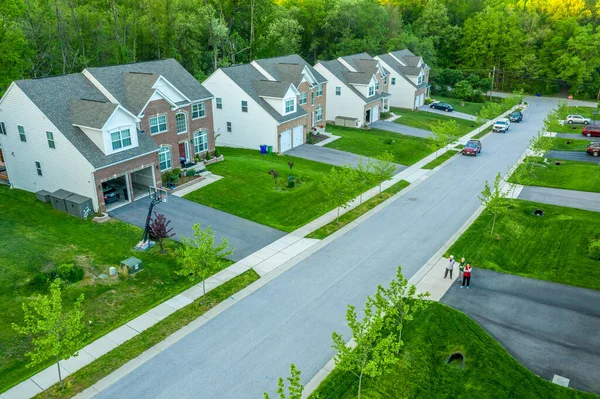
[372,151,396,194]
[478,172,509,235]
[319,165,358,221]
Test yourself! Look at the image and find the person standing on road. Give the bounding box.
[444,255,455,279]
[458,258,466,282]
[461,264,472,289]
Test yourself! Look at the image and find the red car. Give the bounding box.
[462,139,482,156]
[582,125,600,137]
[587,142,600,157]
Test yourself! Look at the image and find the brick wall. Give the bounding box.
[276,115,309,152]
[297,82,327,130]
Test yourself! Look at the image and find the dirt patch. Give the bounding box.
[309,133,330,144]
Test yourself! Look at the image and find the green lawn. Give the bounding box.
[509,158,600,193]
[422,150,459,169]
[324,125,431,166]
[184,147,367,232]
[551,138,592,152]
[471,125,493,140]
[548,106,599,134]
[35,269,259,399]
[310,302,595,399]
[447,200,600,291]
[391,108,481,136]
[430,95,511,117]
[0,186,220,392]
[307,180,410,240]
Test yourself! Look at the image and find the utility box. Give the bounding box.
[65,194,94,219]
[335,116,359,128]
[50,189,73,213]
[120,257,143,275]
[35,190,51,203]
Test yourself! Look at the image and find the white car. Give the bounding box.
[493,118,510,133]
[566,114,591,124]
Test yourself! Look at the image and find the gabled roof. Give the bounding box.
[123,72,160,115]
[253,54,327,86]
[378,50,429,88]
[15,74,158,169]
[344,71,373,85]
[254,80,293,98]
[70,99,119,129]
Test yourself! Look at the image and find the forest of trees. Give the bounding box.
[1,0,599,98]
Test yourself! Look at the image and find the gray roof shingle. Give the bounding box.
[377,52,429,89]
[317,57,388,103]
[70,99,118,129]
[254,80,292,98]
[254,54,327,86]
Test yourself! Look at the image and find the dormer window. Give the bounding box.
[368,84,375,97]
[111,128,132,151]
[376,80,380,91]
[418,74,424,85]
[284,98,295,114]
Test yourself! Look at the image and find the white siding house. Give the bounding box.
[375,50,430,110]
[314,66,365,127]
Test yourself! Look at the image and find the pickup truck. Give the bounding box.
[493,118,510,133]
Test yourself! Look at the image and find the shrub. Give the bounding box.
[186,169,196,177]
[205,151,212,161]
[214,148,220,158]
[589,239,600,260]
[424,97,433,105]
[453,80,474,101]
[50,263,84,283]
[379,111,392,120]
[162,171,178,184]
[469,89,485,103]
[172,168,182,177]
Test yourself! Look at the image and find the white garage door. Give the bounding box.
[372,105,379,122]
[280,130,292,153]
[292,125,304,148]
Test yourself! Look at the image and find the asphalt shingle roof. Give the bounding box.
[254,80,292,98]
[317,57,388,103]
[70,99,118,129]
[254,54,327,85]
[377,51,429,89]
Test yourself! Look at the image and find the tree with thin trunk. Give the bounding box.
[429,120,461,157]
[527,130,553,174]
[176,224,233,304]
[263,363,303,399]
[12,279,87,388]
[372,151,396,194]
[478,172,509,235]
[149,212,175,253]
[319,165,358,221]
[356,156,376,204]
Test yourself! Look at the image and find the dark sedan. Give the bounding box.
[509,111,523,122]
[430,102,454,112]
[462,139,482,156]
[103,185,120,203]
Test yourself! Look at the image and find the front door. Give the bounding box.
[365,109,371,124]
[178,142,186,166]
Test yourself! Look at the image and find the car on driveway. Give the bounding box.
[493,118,510,133]
[509,111,523,122]
[430,102,454,112]
[582,125,600,137]
[462,139,482,156]
[566,114,591,125]
[103,185,120,203]
[587,142,600,157]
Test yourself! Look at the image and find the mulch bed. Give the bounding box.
[309,133,329,144]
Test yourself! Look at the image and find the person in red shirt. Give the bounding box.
[461,263,472,289]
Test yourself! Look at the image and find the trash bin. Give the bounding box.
[123,188,129,201]
[267,145,273,154]
[260,144,267,154]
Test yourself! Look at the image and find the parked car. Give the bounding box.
[430,102,454,112]
[493,118,510,133]
[509,111,523,122]
[102,184,120,203]
[587,142,600,157]
[582,125,600,137]
[566,114,591,124]
[462,139,482,156]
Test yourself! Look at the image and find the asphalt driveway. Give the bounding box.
[369,120,433,139]
[418,104,478,121]
[555,133,598,141]
[518,186,600,212]
[109,195,285,261]
[441,269,600,394]
[545,150,599,163]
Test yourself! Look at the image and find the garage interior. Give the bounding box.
[102,166,154,211]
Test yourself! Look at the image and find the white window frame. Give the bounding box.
[158,146,172,171]
[193,130,208,153]
[368,84,375,97]
[46,131,55,149]
[226,122,232,133]
[316,105,323,122]
[216,98,222,109]
[311,91,315,106]
[299,92,307,105]
[418,74,424,85]
[0,122,6,135]
[316,84,323,97]
[241,100,248,113]
[35,161,42,176]
[149,115,167,134]
[284,98,295,114]
[192,103,206,119]
[376,80,380,91]
[384,76,388,85]
[391,77,396,85]
[18,125,26,142]
[110,128,132,151]
[175,112,187,134]
[335,87,341,96]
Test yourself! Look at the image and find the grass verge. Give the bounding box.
[509,158,600,193]
[391,108,481,135]
[551,138,593,152]
[34,269,260,399]
[471,125,493,139]
[306,180,410,240]
[422,150,459,170]
[447,200,600,291]
[310,302,594,399]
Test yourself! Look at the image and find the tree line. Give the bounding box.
[1,0,599,98]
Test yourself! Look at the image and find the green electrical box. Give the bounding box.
[120,257,143,274]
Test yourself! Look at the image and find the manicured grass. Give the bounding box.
[391,108,482,136]
[0,186,220,392]
[324,125,431,166]
[558,106,598,119]
[509,158,600,193]
[548,106,599,134]
[34,270,260,399]
[306,180,410,240]
[422,150,459,169]
[430,95,511,117]
[447,200,600,291]
[547,120,585,134]
[310,302,595,399]
[184,147,368,232]
[471,125,493,139]
[551,138,592,152]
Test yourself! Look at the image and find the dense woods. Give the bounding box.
[1,0,599,98]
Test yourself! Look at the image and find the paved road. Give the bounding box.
[418,104,478,121]
[555,133,597,141]
[109,196,285,262]
[97,98,588,398]
[441,269,600,393]
[287,144,406,174]
[518,186,600,213]
[545,150,599,163]
[369,120,433,139]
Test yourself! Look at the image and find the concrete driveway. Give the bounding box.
[287,145,406,174]
[441,269,600,394]
[518,186,600,213]
[369,120,433,139]
[109,196,286,261]
[545,150,599,163]
[418,104,478,121]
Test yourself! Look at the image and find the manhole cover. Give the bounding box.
[409,198,417,201]
[445,352,465,369]
[533,209,544,216]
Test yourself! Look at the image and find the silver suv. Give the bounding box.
[566,114,591,125]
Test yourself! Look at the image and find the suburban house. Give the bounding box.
[375,49,430,109]
[314,53,391,127]
[202,54,328,153]
[0,59,215,212]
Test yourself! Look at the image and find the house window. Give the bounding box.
[335,87,341,96]
[158,146,171,171]
[176,113,187,134]
[241,101,248,113]
[391,77,396,85]
[316,105,323,122]
[311,91,315,106]
[149,115,167,134]
[376,80,380,91]
[316,84,323,96]
[35,161,42,176]
[18,125,26,142]
[193,130,208,153]
[46,131,55,149]
[299,92,307,105]
[284,99,295,114]
[0,122,6,135]
[418,74,424,85]
[227,122,232,132]
[216,98,222,109]
[384,76,388,85]
[111,128,132,150]
[368,84,375,97]
[192,103,205,119]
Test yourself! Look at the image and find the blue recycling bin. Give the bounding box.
[260,144,267,154]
